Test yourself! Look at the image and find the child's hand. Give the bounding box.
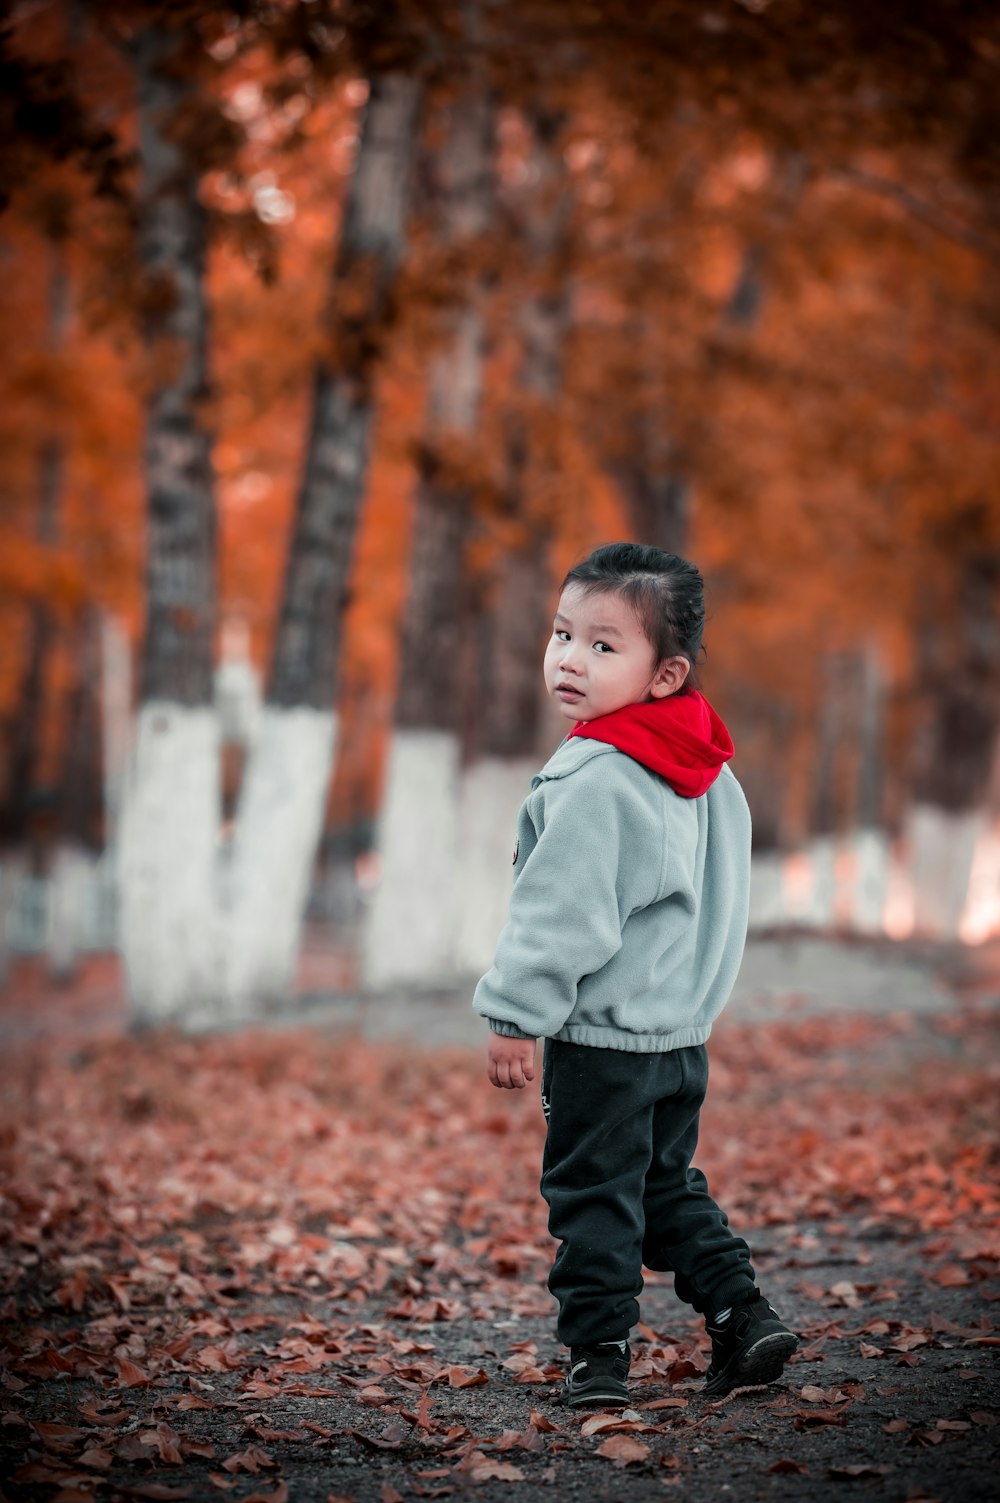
[487,1035,537,1089]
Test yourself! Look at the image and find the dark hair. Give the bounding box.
[560,542,705,689]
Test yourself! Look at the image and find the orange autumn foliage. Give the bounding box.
[1,1,998,832]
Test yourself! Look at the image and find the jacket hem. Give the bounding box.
[550,1022,714,1052]
[486,1018,537,1040]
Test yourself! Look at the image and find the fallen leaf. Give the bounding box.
[767,1459,809,1474]
[347,1424,407,1451]
[137,1424,183,1465]
[445,1366,489,1388]
[929,1265,970,1287]
[220,1446,276,1475]
[580,1414,654,1436]
[595,1434,651,1467]
[463,1455,525,1482]
[77,1447,113,1471]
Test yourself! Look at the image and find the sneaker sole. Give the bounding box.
[565,1377,630,1409]
[704,1331,799,1397]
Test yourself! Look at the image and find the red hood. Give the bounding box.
[567,690,734,798]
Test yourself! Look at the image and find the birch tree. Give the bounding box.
[362,76,498,990]
[224,69,423,1013]
[907,533,1000,939]
[454,101,573,975]
[118,21,221,1025]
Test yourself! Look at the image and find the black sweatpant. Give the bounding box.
[540,1038,756,1347]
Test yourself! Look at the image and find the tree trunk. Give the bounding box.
[59,604,105,853]
[958,739,1000,943]
[363,81,497,991]
[729,691,794,931]
[48,604,104,985]
[118,24,221,1027]
[454,100,572,975]
[100,613,132,852]
[846,642,891,933]
[801,650,852,929]
[907,543,1000,938]
[225,72,422,1014]
[1,601,55,845]
[615,156,804,555]
[455,546,552,974]
[0,248,68,846]
[612,315,690,554]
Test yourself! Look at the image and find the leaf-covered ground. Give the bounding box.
[1,1000,998,1503]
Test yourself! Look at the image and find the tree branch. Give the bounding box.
[835,165,1000,264]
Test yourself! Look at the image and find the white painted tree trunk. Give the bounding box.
[882,841,915,939]
[453,756,536,975]
[118,704,221,1027]
[46,844,94,984]
[222,707,336,1014]
[747,853,787,931]
[959,819,1000,944]
[362,731,461,990]
[789,836,839,928]
[846,826,891,934]
[0,853,27,990]
[101,616,133,849]
[906,802,986,940]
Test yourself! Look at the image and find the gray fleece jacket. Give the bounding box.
[472,736,752,1052]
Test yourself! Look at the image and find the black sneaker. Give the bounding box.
[564,1341,631,1408]
[704,1293,798,1397]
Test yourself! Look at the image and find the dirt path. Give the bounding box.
[1,991,997,1503]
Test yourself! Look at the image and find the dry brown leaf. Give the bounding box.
[444,1366,489,1387]
[464,1457,525,1482]
[220,1445,276,1475]
[595,1434,651,1467]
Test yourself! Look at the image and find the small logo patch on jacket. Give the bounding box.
[512,837,519,865]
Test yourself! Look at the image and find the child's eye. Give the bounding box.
[594,641,614,654]
[554,629,570,642]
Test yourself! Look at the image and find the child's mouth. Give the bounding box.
[555,685,584,702]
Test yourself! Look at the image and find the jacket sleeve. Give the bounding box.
[472,761,657,1039]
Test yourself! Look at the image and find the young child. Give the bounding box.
[473,542,798,1408]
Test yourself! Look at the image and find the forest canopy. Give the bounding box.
[1,0,998,941]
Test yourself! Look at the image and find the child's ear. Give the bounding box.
[650,656,690,698]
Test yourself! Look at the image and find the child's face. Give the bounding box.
[543,584,686,724]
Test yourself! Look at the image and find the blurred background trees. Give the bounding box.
[1,0,998,1021]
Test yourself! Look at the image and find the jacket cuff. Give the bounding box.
[487,1018,537,1040]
